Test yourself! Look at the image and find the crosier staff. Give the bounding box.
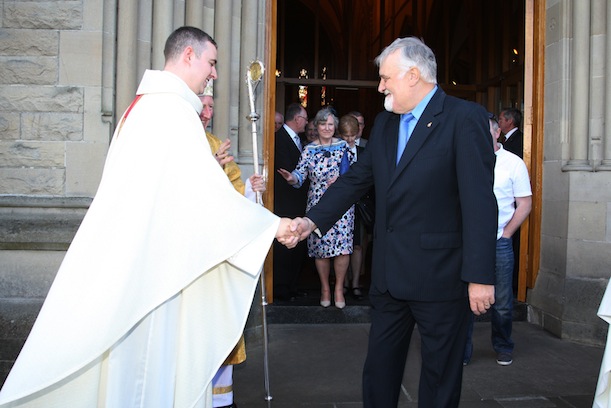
[246,60,273,405]
[247,60,264,205]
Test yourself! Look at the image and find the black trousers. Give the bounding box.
[272,239,306,299]
[363,289,469,407]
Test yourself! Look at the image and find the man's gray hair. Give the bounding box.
[490,118,500,133]
[374,37,437,84]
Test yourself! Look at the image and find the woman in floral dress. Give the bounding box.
[277,107,355,309]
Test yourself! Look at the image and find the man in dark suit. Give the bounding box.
[273,103,309,301]
[288,37,497,407]
[349,111,368,147]
[498,107,523,158]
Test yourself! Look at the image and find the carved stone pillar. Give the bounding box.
[152,0,174,70]
[600,0,611,170]
[212,2,233,144]
[564,0,592,171]
[115,0,139,116]
[238,0,260,166]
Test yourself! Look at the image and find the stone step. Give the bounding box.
[268,294,527,325]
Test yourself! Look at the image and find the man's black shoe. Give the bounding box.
[496,352,513,366]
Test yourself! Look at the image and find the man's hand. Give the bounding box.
[290,217,317,241]
[214,139,234,166]
[277,168,297,185]
[275,217,317,248]
[275,218,300,248]
[468,283,495,316]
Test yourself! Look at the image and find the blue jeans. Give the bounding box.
[491,237,515,353]
[464,237,515,361]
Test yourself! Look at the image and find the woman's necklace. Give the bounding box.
[319,137,333,157]
[318,137,333,147]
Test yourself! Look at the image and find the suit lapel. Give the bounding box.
[282,128,301,156]
[389,89,446,187]
[385,114,401,176]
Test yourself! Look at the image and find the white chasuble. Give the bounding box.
[0,70,279,408]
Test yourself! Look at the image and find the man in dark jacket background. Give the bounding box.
[273,103,309,301]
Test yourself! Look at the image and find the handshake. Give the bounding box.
[275,217,317,248]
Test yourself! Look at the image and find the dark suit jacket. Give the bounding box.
[307,88,497,301]
[354,145,375,203]
[274,126,307,217]
[503,129,523,158]
[355,145,365,159]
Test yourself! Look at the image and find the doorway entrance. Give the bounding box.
[266,0,544,303]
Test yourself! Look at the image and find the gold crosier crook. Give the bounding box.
[246,60,273,405]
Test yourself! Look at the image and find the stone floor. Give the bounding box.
[0,274,605,407]
[233,321,605,407]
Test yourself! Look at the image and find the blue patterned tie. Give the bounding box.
[396,112,415,163]
[293,135,302,151]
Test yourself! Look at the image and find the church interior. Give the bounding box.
[273,0,531,301]
[275,0,525,136]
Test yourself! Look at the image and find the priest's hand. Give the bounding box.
[214,139,234,166]
[468,283,495,316]
[275,218,301,248]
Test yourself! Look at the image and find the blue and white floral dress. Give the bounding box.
[291,139,355,258]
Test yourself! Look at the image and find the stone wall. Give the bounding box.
[0,0,110,198]
[0,195,89,383]
[0,1,113,375]
[528,0,611,347]
[0,0,113,384]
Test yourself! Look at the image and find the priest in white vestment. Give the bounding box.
[0,27,297,408]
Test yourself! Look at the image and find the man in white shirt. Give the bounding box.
[464,112,532,367]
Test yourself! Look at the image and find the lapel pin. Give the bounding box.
[427,122,432,127]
